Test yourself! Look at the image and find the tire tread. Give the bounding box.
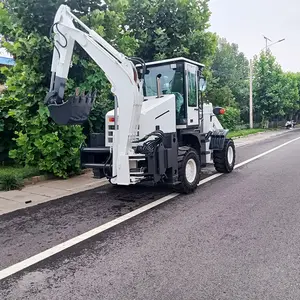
[213,138,235,173]
[175,146,201,194]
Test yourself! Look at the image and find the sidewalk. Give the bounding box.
[0,171,107,215]
[0,128,297,215]
[232,128,291,147]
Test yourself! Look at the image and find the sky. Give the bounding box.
[208,0,300,72]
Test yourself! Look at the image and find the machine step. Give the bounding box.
[82,163,110,169]
[201,150,210,155]
[130,167,146,173]
[81,147,110,153]
[129,157,145,161]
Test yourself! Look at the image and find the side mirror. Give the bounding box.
[199,77,207,92]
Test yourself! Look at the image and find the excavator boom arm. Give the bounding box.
[45,4,145,185]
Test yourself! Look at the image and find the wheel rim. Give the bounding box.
[227,145,234,165]
[185,158,197,183]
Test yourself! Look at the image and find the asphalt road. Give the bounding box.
[1,129,300,299]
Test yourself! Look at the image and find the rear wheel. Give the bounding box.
[175,146,201,194]
[213,138,235,173]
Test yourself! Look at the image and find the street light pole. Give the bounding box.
[267,39,285,49]
[263,35,272,52]
[249,37,285,129]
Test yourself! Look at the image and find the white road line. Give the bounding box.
[198,173,222,186]
[235,135,300,168]
[1,135,300,281]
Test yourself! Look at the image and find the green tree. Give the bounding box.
[253,50,283,127]
[279,72,299,120]
[205,78,236,108]
[208,37,249,121]
[218,107,241,130]
[0,0,136,176]
[126,0,217,64]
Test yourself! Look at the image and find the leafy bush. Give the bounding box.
[0,3,85,177]
[0,173,23,191]
[0,72,6,84]
[0,1,138,177]
[218,106,241,131]
[8,106,85,178]
[0,165,39,191]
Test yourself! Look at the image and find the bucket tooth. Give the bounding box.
[46,89,97,125]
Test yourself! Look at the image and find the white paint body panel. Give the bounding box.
[202,103,224,133]
[105,94,176,147]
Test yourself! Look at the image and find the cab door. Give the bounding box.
[185,63,199,127]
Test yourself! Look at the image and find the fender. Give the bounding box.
[207,129,229,150]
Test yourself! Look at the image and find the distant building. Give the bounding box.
[0,47,14,90]
[0,47,15,67]
[0,56,15,66]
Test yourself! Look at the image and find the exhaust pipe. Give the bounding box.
[156,74,162,98]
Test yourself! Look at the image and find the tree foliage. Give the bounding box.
[211,38,249,102]
[280,72,300,119]
[218,107,241,131]
[126,0,217,63]
[0,0,217,175]
[0,23,86,177]
[252,50,300,127]
[205,80,236,108]
[253,51,282,125]
[0,0,135,176]
[205,37,249,127]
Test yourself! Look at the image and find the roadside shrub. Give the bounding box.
[0,2,136,177]
[0,166,39,191]
[0,173,23,191]
[0,73,5,85]
[0,4,85,178]
[218,106,241,131]
[8,105,85,178]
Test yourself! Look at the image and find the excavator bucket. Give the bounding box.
[45,89,96,125]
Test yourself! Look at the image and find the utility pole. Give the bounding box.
[249,59,253,129]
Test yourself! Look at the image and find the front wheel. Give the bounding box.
[213,138,235,173]
[175,146,201,194]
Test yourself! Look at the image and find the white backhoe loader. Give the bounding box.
[44,4,236,193]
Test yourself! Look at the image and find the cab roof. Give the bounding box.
[136,57,205,68]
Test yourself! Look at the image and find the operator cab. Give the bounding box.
[137,57,206,128]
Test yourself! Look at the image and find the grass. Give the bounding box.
[227,128,266,139]
[0,166,40,191]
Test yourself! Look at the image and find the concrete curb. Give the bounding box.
[22,168,92,187]
[0,175,108,216]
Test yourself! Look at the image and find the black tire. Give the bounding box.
[213,138,235,173]
[175,146,201,194]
